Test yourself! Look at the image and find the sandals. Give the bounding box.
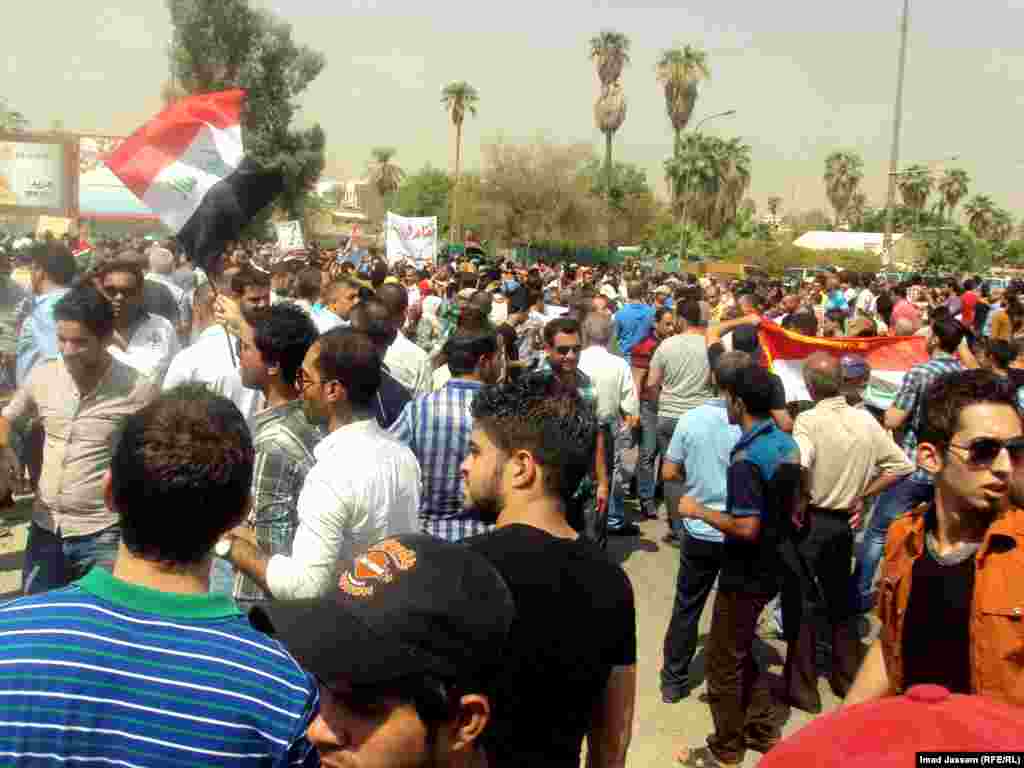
[675,746,741,768]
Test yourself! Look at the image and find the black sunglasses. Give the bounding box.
[948,436,1024,466]
[554,345,582,356]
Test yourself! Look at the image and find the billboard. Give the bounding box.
[78,134,158,220]
[0,136,73,215]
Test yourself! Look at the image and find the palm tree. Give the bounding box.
[847,192,868,230]
[590,30,631,250]
[823,151,864,227]
[896,164,934,229]
[367,147,405,212]
[656,45,710,148]
[441,81,480,243]
[0,97,28,132]
[665,133,750,240]
[767,196,782,218]
[937,168,970,223]
[964,195,996,239]
[991,208,1015,243]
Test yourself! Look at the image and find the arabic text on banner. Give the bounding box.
[385,212,437,267]
[275,220,305,252]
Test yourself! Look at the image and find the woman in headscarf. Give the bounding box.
[416,294,444,352]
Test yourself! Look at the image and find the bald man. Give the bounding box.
[781,351,913,714]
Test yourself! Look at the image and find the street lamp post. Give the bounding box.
[677,109,736,267]
[883,0,910,264]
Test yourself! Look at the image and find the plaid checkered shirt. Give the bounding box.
[388,379,493,541]
[232,400,322,603]
[892,352,963,481]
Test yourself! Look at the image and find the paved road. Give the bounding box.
[0,496,862,767]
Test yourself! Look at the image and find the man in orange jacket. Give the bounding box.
[846,369,1024,708]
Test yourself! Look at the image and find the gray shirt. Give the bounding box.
[650,332,713,418]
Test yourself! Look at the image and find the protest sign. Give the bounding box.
[275,220,304,252]
[385,212,437,267]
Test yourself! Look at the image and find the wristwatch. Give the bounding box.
[214,537,233,559]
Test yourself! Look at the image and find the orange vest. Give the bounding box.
[878,503,1024,706]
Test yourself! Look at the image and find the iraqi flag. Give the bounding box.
[759,321,928,406]
[105,90,283,275]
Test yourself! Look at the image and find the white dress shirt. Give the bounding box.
[109,313,180,385]
[266,418,421,599]
[384,332,432,395]
[161,324,264,420]
[579,344,639,427]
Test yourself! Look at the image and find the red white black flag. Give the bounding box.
[105,89,282,275]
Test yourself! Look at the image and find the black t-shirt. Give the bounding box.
[496,323,520,380]
[374,369,411,429]
[902,539,976,694]
[143,279,179,327]
[468,524,637,768]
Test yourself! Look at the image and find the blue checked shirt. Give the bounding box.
[388,379,493,541]
[892,352,963,480]
[232,400,322,603]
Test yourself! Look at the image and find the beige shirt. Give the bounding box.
[793,395,914,510]
[3,356,153,536]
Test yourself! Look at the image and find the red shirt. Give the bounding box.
[630,334,660,401]
[961,290,979,326]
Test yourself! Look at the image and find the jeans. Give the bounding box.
[852,474,934,613]
[706,589,780,764]
[656,415,681,521]
[607,423,632,531]
[22,522,121,595]
[661,531,723,697]
[635,401,659,502]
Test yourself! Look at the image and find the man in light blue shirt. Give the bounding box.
[658,349,747,703]
[15,243,76,385]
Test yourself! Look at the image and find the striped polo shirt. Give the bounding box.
[0,567,319,767]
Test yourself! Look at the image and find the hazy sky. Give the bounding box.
[7,0,1024,218]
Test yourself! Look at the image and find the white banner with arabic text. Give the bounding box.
[386,212,437,267]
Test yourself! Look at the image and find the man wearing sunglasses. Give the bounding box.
[539,317,610,541]
[846,369,1024,708]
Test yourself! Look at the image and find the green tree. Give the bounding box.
[823,151,864,226]
[579,158,658,245]
[937,168,970,223]
[665,133,751,240]
[0,97,28,132]
[655,45,710,147]
[767,196,782,218]
[991,207,1015,243]
[847,192,868,230]
[895,164,934,229]
[167,0,326,223]
[392,166,452,234]
[590,30,631,249]
[367,147,405,215]
[964,195,996,239]
[441,81,480,244]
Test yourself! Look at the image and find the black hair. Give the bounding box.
[676,299,702,327]
[96,258,145,291]
[295,267,322,301]
[245,303,319,388]
[113,385,255,564]
[232,266,271,294]
[785,311,819,337]
[875,292,895,325]
[988,339,1015,370]
[349,298,396,348]
[316,327,382,409]
[919,369,1020,449]
[53,283,115,340]
[446,331,498,376]
[654,306,674,324]
[543,316,580,347]
[471,373,597,499]
[30,241,78,286]
[932,315,965,354]
[721,364,776,418]
[377,283,409,318]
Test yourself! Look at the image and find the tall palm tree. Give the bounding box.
[656,45,710,148]
[367,147,405,209]
[590,29,631,250]
[991,208,1015,243]
[963,194,996,239]
[895,164,934,227]
[441,81,480,244]
[847,192,868,230]
[937,168,970,223]
[823,151,864,227]
[767,196,782,218]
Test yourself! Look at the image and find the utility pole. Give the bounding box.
[883,0,910,265]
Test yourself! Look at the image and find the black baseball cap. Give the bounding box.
[251,534,515,688]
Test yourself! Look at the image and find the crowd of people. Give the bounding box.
[0,229,1019,766]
